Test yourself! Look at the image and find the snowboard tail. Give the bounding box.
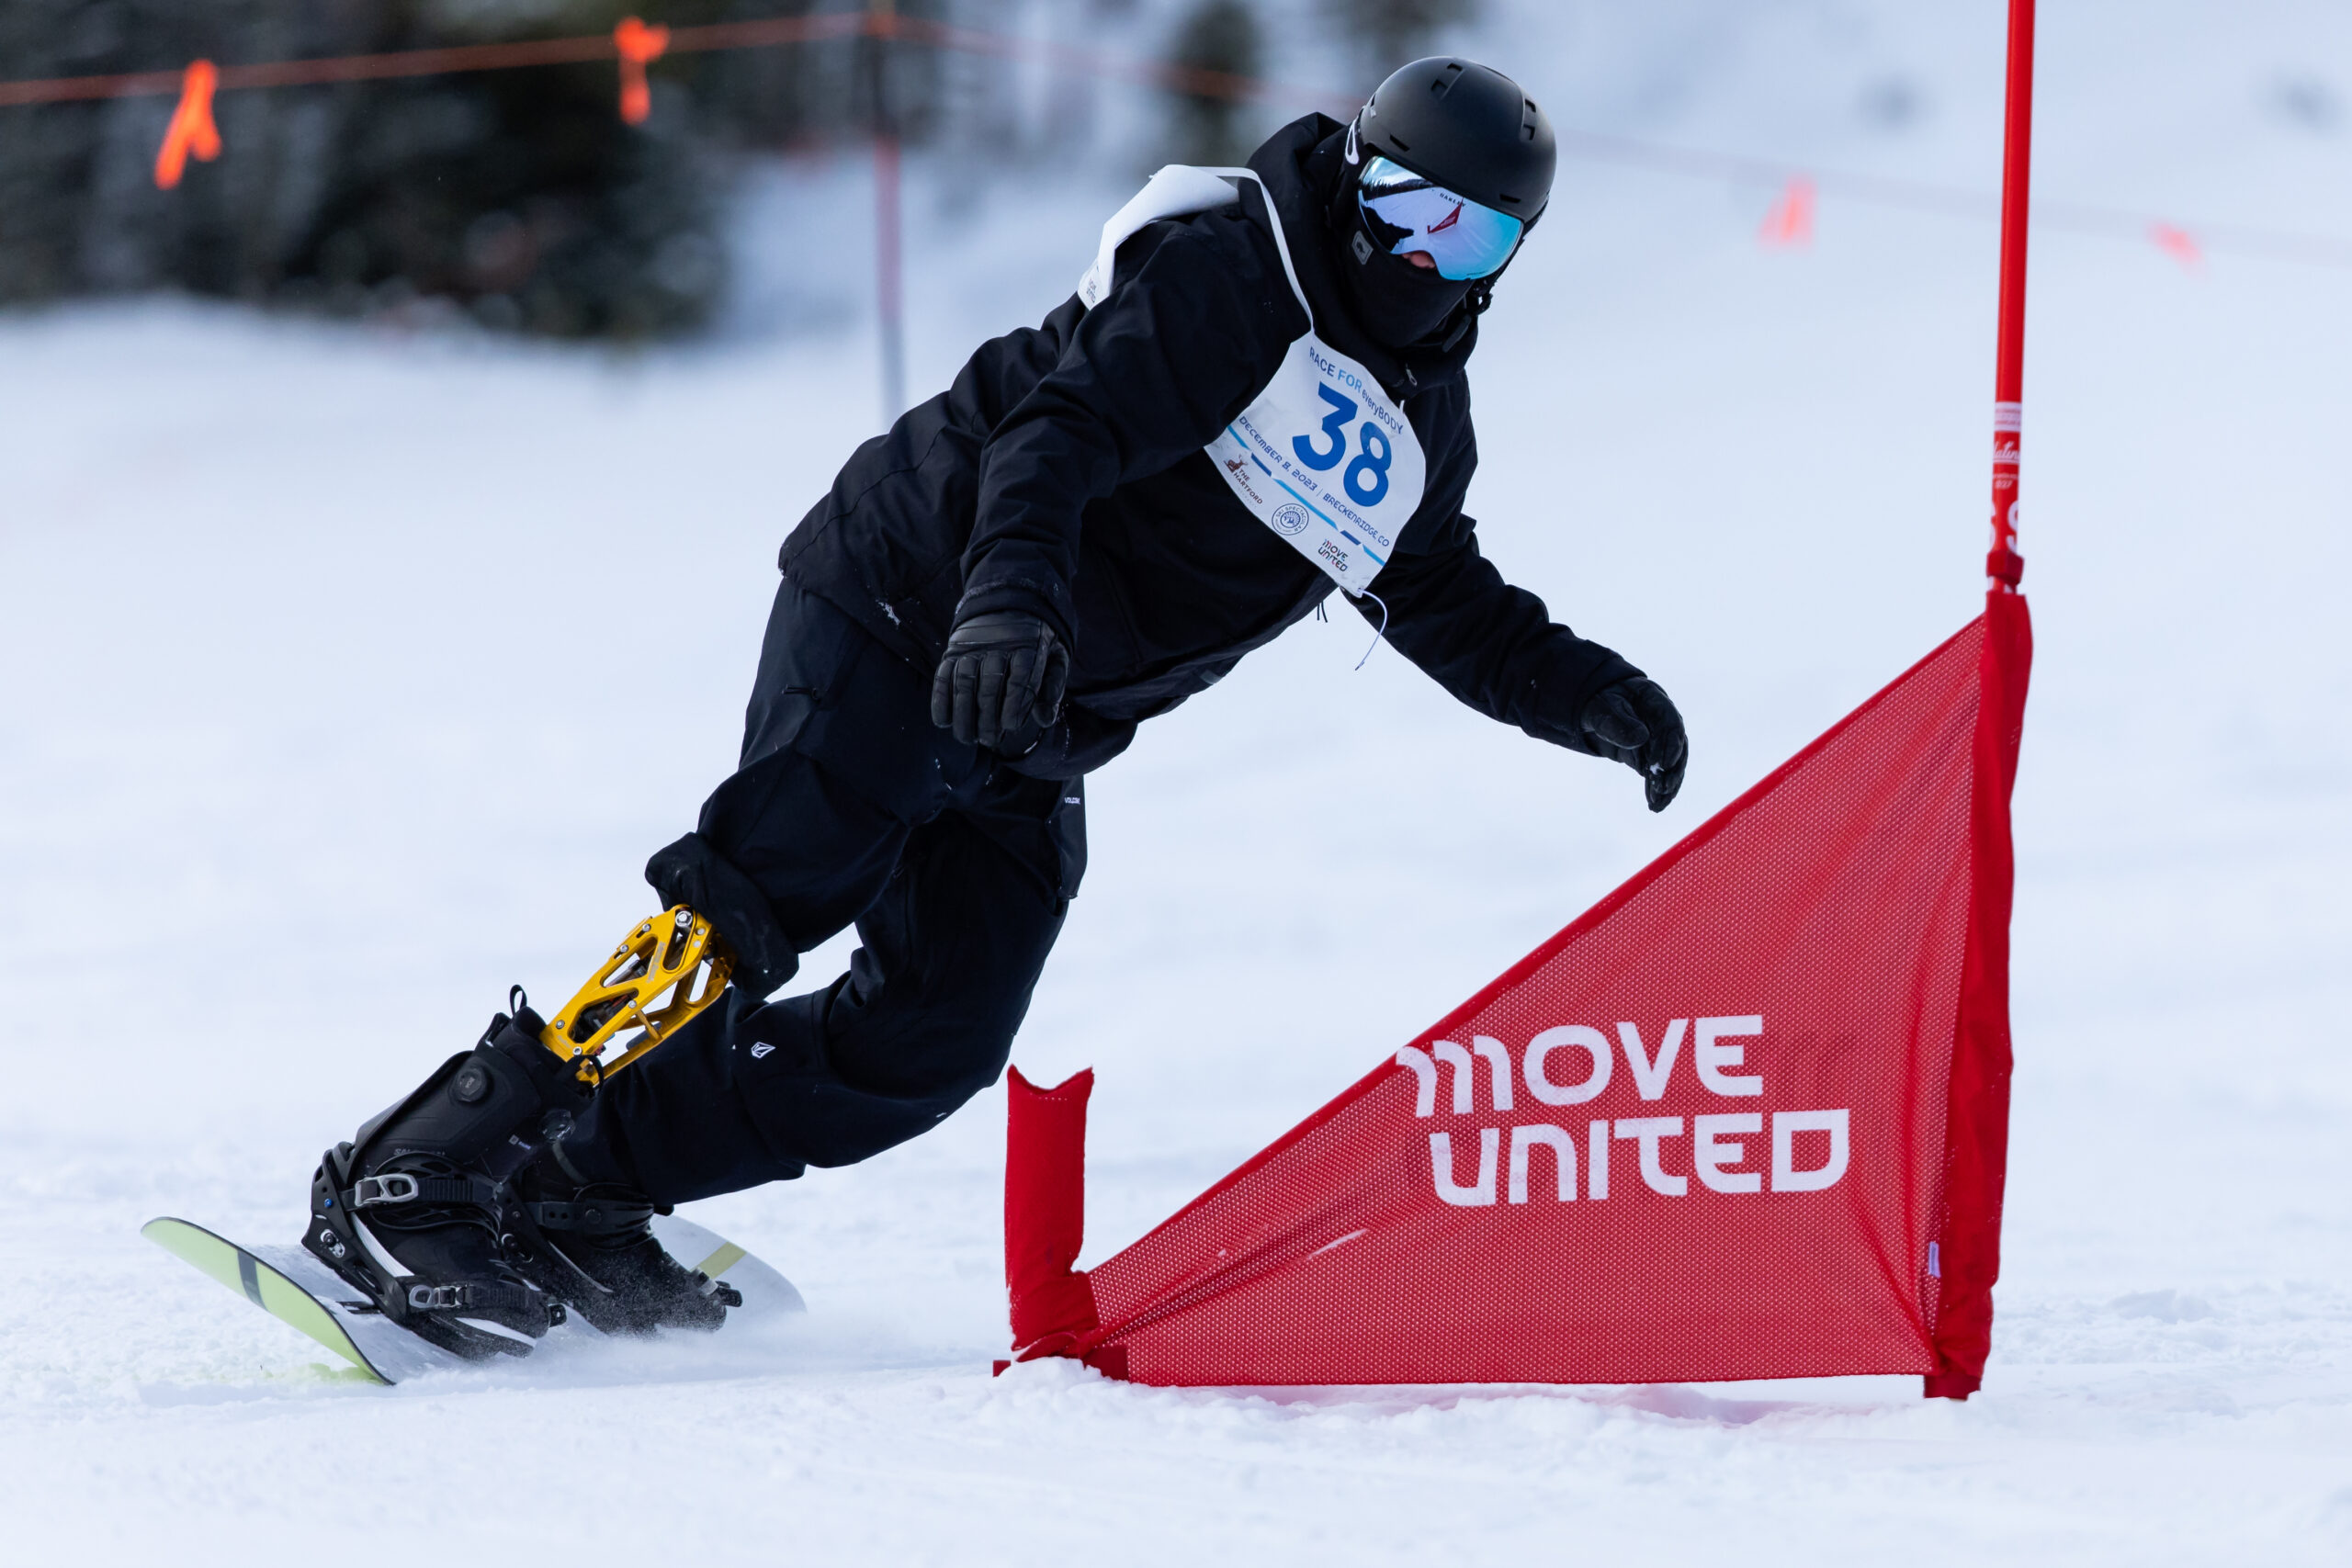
[143,1213,801,1384]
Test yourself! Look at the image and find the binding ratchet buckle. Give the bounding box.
[351,1173,422,1208]
[407,1283,474,1311]
[538,905,733,1086]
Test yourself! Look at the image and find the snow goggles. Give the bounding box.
[1354,155,1526,281]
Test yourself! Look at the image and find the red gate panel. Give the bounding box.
[1007,592,2028,1396]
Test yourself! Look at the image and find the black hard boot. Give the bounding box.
[507,1143,741,1335]
[304,994,593,1359]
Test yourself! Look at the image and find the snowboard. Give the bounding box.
[142,1213,804,1384]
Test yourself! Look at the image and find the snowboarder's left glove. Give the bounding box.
[932,611,1070,755]
[1581,676,1688,813]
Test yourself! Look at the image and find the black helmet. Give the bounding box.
[1349,57,1556,228]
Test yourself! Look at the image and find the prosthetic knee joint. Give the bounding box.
[534,905,734,1086]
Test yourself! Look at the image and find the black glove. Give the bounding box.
[1580,676,1688,813]
[930,611,1070,755]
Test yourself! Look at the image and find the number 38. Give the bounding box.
[1294,384,1394,508]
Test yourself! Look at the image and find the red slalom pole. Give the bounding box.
[1925,0,2037,1402]
[1987,0,2033,590]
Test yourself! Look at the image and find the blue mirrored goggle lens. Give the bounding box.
[1356,155,1525,281]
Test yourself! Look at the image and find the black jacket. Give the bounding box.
[776,114,1637,776]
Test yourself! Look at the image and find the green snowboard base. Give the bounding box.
[144,1213,803,1384]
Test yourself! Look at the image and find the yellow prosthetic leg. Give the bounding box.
[535,906,733,1087]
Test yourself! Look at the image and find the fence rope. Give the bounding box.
[0,10,2342,271]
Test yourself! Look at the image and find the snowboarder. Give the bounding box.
[303,57,1690,1359]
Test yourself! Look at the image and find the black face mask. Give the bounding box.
[1328,176,1476,351]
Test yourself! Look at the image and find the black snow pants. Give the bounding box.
[558,577,1087,1204]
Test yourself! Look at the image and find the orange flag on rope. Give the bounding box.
[153,60,221,189]
[2149,221,2202,271]
[614,17,669,125]
[1758,175,1815,248]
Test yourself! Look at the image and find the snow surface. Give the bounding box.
[4,1,2350,1560]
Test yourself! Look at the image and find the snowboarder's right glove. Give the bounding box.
[1580,676,1689,813]
[931,611,1070,756]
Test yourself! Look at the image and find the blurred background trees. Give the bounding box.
[0,0,1476,337]
[3,1,726,334]
[1166,1,1262,166]
[0,0,955,335]
[1317,0,1478,89]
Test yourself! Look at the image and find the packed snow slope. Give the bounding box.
[3,1,2348,1560]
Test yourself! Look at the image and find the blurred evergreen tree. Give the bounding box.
[1165,0,1261,167]
[0,0,942,336]
[1318,0,1479,89]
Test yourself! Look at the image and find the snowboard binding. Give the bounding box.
[505,1149,744,1336]
[305,998,585,1359]
[303,905,738,1359]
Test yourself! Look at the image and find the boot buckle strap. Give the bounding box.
[350,1173,500,1210]
[406,1282,471,1310]
[528,1199,653,1235]
[353,1173,422,1207]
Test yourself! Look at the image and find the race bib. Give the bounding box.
[1203,335,1424,597]
[1078,166,1427,598]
